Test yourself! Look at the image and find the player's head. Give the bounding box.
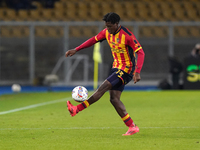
[103,12,120,24]
[103,12,120,34]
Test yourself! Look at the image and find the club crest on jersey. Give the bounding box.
[117,38,119,43]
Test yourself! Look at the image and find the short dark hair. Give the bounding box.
[102,12,120,24]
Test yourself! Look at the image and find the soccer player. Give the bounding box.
[65,12,145,136]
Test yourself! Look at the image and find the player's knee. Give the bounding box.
[110,97,119,105]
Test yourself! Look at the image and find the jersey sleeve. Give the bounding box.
[127,36,142,53]
[75,29,106,51]
[135,48,145,73]
[94,28,107,42]
[127,36,145,74]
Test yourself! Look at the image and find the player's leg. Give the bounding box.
[67,68,120,117]
[109,90,139,136]
[109,90,136,126]
[107,68,140,136]
[87,80,112,105]
[109,90,127,117]
[67,80,112,117]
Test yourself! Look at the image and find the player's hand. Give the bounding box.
[65,49,77,57]
[133,73,141,84]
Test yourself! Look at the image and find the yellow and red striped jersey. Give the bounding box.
[94,25,142,75]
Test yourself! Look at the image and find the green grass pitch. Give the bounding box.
[0,90,200,150]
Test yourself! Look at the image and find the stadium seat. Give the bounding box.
[100,2,113,16]
[138,9,151,21]
[139,26,154,37]
[45,27,63,37]
[174,9,188,21]
[152,26,168,38]
[21,26,30,37]
[17,10,30,21]
[0,26,12,37]
[88,2,101,21]
[66,11,78,21]
[146,1,159,10]
[174,26,190,37]
[157,2,171,11]
[29,10,43,21]
[77,2,90,21]
[69,26,82,37]
[53,10,67,21]
[170,2,182,10]
[91,0,108,2]
[161,9,175,21]
[181,1,195,10]
[123,1,135,10]
[77,10,90,21]
[123,2,140,21]
[4,9,17,21]
[112,3,125,19]
[150,8,162,21]
[189,27,200,37]
[78,2,88,10]
[134,2,150,21]
[135,2,147,11]
[0,9,6,21]
[54,1,65,10]
[12,26,24,37]
[66,2,76,10]
[147,2,160,20]
[169,2,187,21]
[66,12,77,21]
[123,9,140,21]
[35,26,48,37]
[195,2,200,9]
[158,2,173,21]
[81,26,97,37]
[56,27,64,37]
[41,9,54,21]
[186,9,200,21]
[65,2,78,21]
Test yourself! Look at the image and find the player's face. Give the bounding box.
[105,22,119,34]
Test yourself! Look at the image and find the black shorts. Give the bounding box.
[107,68,133,92]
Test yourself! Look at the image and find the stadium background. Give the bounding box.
[0,0,200,92]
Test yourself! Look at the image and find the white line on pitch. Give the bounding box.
[0,91,94,115]
[0,127,199,131]
[0,97,71,115]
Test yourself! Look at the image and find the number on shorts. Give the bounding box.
[116,69,124,78]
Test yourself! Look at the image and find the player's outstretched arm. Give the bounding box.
[65,36,98,58]
[65,49,77,57]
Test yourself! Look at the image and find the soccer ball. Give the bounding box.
[11,84,21,92]
[72,86,88,102]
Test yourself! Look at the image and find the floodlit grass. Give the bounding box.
[0,91,200,150]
